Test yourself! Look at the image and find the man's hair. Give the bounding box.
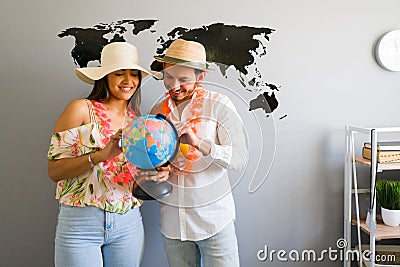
[194,69,204,77]
[162,62,204,77]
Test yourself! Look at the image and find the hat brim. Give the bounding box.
[75,64,162,85]
[154,56,213,72]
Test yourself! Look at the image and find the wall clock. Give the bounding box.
[375,29,400,71]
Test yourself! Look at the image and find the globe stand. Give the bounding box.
[133,180,172,201]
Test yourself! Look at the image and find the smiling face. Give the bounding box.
[107,69,140,101]
[163,63,205,105]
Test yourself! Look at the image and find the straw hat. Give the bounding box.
[75,42,162,84]
[154,39,212,71]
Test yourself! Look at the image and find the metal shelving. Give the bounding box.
[344,126,400,267]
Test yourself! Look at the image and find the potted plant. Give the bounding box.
[376,179,400,226]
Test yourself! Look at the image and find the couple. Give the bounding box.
[47,39,248,267]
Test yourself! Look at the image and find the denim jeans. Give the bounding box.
[162,220,239,267]
[55,204,144,267]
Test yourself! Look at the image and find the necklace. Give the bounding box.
[159,87,206,171]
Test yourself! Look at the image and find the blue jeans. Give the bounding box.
[162,220,239,267]
[55,204,144,267]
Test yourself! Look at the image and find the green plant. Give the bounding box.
[376,180,400,210]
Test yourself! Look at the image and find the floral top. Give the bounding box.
[47,100,141,214]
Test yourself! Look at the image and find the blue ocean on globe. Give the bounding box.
[122,114,179,170]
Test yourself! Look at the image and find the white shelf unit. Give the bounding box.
[344,126,400,267]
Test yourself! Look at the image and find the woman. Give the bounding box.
[47,42,168,267]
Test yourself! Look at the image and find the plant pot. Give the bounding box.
[381,207,400,226]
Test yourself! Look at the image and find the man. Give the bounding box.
[151,39,248,267]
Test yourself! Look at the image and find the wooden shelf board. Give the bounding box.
[355,156,400,171]
[352,188,370,194]
[352,215,400,240]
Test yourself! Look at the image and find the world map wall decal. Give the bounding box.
[58,19,283,118]
[59,19,281,191]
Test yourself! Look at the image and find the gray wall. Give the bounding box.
[1,0,400,266]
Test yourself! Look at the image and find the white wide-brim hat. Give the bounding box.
[154,39,212,71]
[75,42,162,84]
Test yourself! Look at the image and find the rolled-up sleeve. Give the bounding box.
[207,96,248,170]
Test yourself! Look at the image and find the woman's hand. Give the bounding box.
[95,129,123,162]
[135,166,170,183]
[48,129,124,182]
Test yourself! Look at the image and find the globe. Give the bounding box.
[122,114,179,170]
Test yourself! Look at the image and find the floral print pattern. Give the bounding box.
[47,100,140,214]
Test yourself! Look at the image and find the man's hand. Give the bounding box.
[136,166,170,183]
[179,125,200,148]
[170,156,187,175]
[179,125,211,156]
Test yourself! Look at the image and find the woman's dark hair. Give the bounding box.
[87,71,142,116]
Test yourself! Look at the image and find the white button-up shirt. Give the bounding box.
[156,88,248,241]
